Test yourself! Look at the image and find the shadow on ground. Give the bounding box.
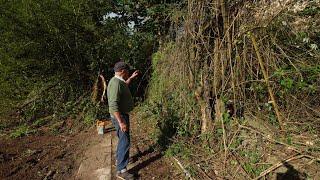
[129,151,162,178]
[128,109,179,178]
[276,162,307,180]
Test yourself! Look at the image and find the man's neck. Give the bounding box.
[115,74,125,82]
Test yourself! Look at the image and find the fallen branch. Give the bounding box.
[253,154,314,180]
[289,95,320,117]
[239,125,300,152]
[172,157,195,180]
[197,166,215,180]
[231,164,243,180]
[231,151,253,179]
[239,125,320,162]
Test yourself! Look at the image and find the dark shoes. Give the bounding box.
[116,170,134,180]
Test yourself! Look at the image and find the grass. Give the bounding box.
[32,116,51,127]
[10,124,36,138]
[239,149,269,177]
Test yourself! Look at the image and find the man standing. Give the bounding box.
[107,61,139,180]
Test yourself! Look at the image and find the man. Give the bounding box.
[107,61,139,180]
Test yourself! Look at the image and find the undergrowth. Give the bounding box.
[135,0,320,179]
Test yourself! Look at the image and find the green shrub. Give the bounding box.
[10,125,36,138]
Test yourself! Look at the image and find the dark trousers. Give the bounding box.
[111,114,130,171]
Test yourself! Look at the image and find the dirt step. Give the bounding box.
[75,132,112,180]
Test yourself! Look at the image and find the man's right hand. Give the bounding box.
[119,121,128,132]
[113,111,128,132]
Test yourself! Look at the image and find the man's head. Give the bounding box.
[114,61,130,80]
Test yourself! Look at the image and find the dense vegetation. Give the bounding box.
[1,0,319,179]
[135,0,320,179]
[0,0,181,130]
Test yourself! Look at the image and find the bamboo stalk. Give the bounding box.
[250,33,285,131]
[213,39,221,96]
[215,99,228,174]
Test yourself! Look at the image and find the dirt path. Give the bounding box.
[0,129,95,180]
[0,117,182,180]
[74,117,184,180]
[75,132,112,180]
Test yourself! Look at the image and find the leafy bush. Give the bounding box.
[10,125,36,138]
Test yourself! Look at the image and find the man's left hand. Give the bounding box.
[130,70,140,79]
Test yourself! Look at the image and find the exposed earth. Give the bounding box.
[0,116,183,180]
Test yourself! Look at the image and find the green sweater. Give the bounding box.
[107,76,134,114]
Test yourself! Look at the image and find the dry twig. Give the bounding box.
[239,125,320,162]
[250,33,285,131]
[253,154,315,180]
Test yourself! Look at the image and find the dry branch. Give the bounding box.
[172,157,195,180]
[250,33,284,131]
[289,95,320,117]
[240,124,300,153]
[197,166,215,180]
[239,125,320,162]
[253,154,315,180]
[231,151,253,179]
